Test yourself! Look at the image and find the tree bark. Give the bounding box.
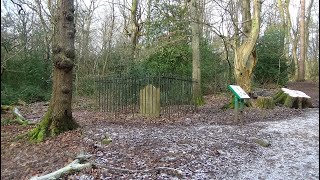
[254,96,275,109]
[190,0,203,105]
[130,0,139,60]
[234,0,261,93]
[29,0,78,142]
[282,0,300,80]
[277,0,290,61]
[297,0,306,81]
[304,0,314,80]
[145,0,152,47]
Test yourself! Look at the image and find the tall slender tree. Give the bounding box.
[298,0,306,81]
[304,0,315,79]
[29,0,78,142]
[190,0,202,104]
[130,0,139,60]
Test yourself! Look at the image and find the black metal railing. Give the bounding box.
[95,73,196,118]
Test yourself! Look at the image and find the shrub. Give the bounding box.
[254,26,289,86]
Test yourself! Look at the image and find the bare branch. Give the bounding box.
[10,0,25,14]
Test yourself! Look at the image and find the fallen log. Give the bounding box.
[273,88,313,108]
[30,159,91,180]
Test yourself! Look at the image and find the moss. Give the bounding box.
[28,109,79,143]
[15,132,28,141]
[102,138,112,145]
[254,138,271,147]
[222,103,231,110]
[272,89,282,100]
[284,96,295,108]
[244,100,252,107]
[274,91,286,104]
[194,96,205,106]
[256,96,275,109]
[222,95,252,110]
[1,118,13,125]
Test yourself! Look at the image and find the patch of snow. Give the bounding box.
[87,109,319,179]
[236,109,319,180]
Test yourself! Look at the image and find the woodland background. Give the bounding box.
[1,0,319,105]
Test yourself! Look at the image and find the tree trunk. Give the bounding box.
[130,0,139,60]
[29,0,78,142]
[273,88,312,108]
[281,0,300,80]
[102,1,115,75]
[234,0,261,93]
[146,0,152,47]
[277,0,290,61]
[304,0,314,80]
[254,96,275,109]
[190,0,203,105]
[298,0,306,81]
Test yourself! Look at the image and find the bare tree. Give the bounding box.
[129,0,140,60]
[73,0,100,95]
[233,0,261,92]
[278,0,300,80]
[102,0,116,75]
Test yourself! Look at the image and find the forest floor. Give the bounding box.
[1,81,319,180]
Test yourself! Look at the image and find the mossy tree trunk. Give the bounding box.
[29,0,78,142]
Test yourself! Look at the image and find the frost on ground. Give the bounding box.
[2,82,318,179]
[76,109,319,180]
[236,108,319,180]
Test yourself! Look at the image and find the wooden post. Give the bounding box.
[234,96,239,123]
[239,99,244,126]
[228,85,250,125]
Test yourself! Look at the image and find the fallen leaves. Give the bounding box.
[1,81,319,179]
